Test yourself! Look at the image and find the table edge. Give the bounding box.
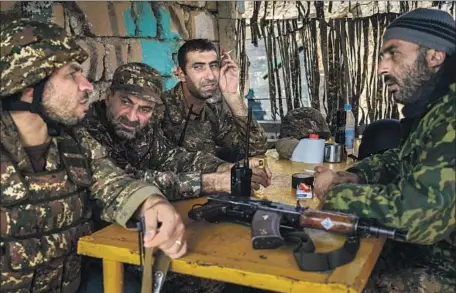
[78,234,361,293]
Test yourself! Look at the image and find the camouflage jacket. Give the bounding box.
[160,85,268,162]
[0,111,162,227]
[82,101,226,200]
[1,110,162,293]
[324,83,456,245]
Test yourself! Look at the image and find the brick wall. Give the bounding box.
[0,1,220,102]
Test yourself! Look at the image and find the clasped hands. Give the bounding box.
[313,166,360,202]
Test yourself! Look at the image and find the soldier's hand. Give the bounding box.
[313,166,359,201]
[313,168,338,200]
[251,167,271,190]
[140,196,187,259]
[249,158,272,185]
[314,166,359,184]
[219,49,239,96]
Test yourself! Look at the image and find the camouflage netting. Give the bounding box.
[235,1,456,132]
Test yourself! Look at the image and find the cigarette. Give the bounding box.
[303,169,315,174]
[222,50,233,58]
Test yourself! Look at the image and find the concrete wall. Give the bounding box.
[0,1,220,102]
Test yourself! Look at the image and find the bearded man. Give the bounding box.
[0,19,186,293]
[82,62,272,293]
[83,63,271,201]
[312,8,455,293]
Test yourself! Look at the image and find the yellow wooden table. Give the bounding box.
[78,150,384,293]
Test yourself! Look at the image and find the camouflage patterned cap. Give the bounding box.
[0,19,88,98]
[280,107,331,139]
[110,63,163,104]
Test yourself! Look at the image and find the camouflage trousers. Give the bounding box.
[363,240,456,293]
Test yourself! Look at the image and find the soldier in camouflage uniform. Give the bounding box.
[82,62,272,293]
[0,19,186,293]
[275,107,331,159]
[83,62,271,201]
[313,8,456,293]
[160,39,268,162]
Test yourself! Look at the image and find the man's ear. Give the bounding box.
[105,90,113,106]
[426,49,446,69]
[176,67,186,83]
[20,88,34,102]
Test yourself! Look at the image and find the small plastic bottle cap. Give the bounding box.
[344,104,352,111]
[309,134,319,139]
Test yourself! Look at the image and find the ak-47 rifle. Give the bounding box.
[188,194,408,271]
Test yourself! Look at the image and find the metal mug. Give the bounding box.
[324,143,346,163]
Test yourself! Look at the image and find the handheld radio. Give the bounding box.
[230,107,253,197]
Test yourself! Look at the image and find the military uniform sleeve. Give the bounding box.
[143,124,226,199]
[215,102,268,156]
[323,119,455,245]
[275,137,299,159]
[142,170,202,201]
[151,124,226,174]
[347,148,401,184]
[75,128,165,227]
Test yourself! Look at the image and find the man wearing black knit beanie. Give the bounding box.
[313,8,456,293]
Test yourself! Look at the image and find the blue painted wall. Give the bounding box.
[123,2,181,90]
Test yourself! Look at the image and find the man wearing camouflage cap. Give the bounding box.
[160,39,268,162]
[275,107,331,159]
[82,62,271,293]
[0,19,186,293]
[313,8,455,293]
[83,62,271,201]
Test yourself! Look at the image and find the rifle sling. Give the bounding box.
[141,247,155,293]
[284,231,360,272]
[152,250,171,293]
[141,248,171,293]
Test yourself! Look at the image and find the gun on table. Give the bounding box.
[188,194,408,271]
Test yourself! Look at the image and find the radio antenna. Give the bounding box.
[178,104,194,146]
[244,107,252,168]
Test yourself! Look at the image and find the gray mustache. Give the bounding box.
[118,116,139,129]
[384,75,398,85]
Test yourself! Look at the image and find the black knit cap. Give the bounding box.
[383,8,455,55]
